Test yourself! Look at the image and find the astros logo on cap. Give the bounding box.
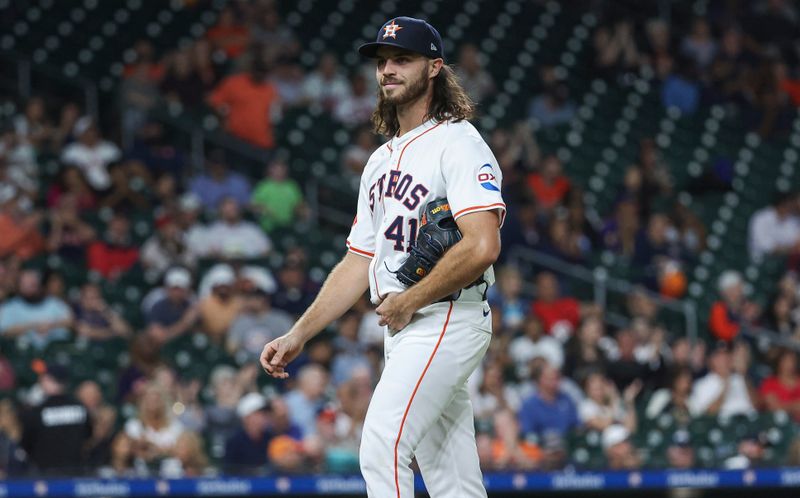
[382,20,403,39]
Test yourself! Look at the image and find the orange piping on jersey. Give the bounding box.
[346,241,375,258]
[394,121,444,170]
[453,202,507,221]
[393,301,454,498]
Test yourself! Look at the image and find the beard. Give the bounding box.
[380,66,430,107]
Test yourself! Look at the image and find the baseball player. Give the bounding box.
[261,16,505,498]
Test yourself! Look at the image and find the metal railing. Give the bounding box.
[508,246,800,351]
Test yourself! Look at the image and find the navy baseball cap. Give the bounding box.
[358,16,445,62]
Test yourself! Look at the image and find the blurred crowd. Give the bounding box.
[1,0,800,480]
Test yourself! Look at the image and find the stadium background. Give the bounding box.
[1,0,800,496]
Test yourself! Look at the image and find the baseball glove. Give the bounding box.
[393,198,462,287]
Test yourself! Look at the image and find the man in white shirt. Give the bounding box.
[301,53,351,111]
[688,342,755,418]
[199,197,271,259]
[509,318,564,377]
[60,117,121,191]
[748,191,800,262]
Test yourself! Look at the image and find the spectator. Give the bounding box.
[124,382,184,465]
[227,278,293,362]
[709,270,761,342]
[205,366,244,458]
[46,193,96,262]
[284,365,329,437]
[633,213,682,274]
[477,409,540,471]
[528,68,575,128]
[251,7,299,60]
[188,150,252,212]
[145,267,198,345]
[563,316,609,381]
[272,250,319,316]
[208,57,280,149]
[0,269,72,350]
[270,56,306,107]
[472,362,523,431]
[126,121,186,183]
[84,404,118,469]
[602,200,640,257]
[579,372,640,433]
[50,102,81,150]
[21,363,91,474]
[526,155,571,212]
[100,161,150,211]
[119,55,160,138]
[0,347,15,391]
[161,432,209,478]
[688,342,756,418]
[602,424,641,470]
[0,196,45,262]
[724,432,768,469]
[60,117,122,192]
[661,57,700,115]
[708,27,749,104]
[200,197,271,259]
[205,6,250,59]
[141,213,196,277]
[13,96,52,150]
[0,122,37,197]
[454,43,495,103]
[73,283,132,342]
[748,191,800,262]
[592,20,640,78]
[645,367,694,426]
[302,53,351,112]
[224,393,272,474]
[489,265,530,334]
[341,127,377,176]
[100,433,139,477]
[638,137,673,199]
[509,318,564,376]
[46,166,97,212]
[640,19,674,80]
[680,18,717,70]
[121,40,163,82]
[665,429,695,469]
[86,212,140,279]
[198,264,243,343]
[0,399,25,476]
[530,271,583,339]
[176,193,207,251]
[334,73,377,127]
[160,48,217,109]
[518,363,580,441]
[329,311,372,387]
[250,158,305,233]
[759,348,800,422]
[766,292,800,340]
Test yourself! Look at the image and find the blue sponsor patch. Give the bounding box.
[477,163,500,192]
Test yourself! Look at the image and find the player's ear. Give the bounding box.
[429,58,443,79]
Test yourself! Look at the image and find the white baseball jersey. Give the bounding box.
[346,118,506,303]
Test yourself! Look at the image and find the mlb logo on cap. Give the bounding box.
[359,16,445,62]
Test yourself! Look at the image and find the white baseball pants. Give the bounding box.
[359,301,492,498]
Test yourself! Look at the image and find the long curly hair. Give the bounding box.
[371,64,475,137]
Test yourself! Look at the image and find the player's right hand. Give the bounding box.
[260,332,305,379]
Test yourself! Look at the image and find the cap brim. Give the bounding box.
[358,41,430,59]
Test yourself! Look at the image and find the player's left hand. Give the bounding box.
[376,292,415,334]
